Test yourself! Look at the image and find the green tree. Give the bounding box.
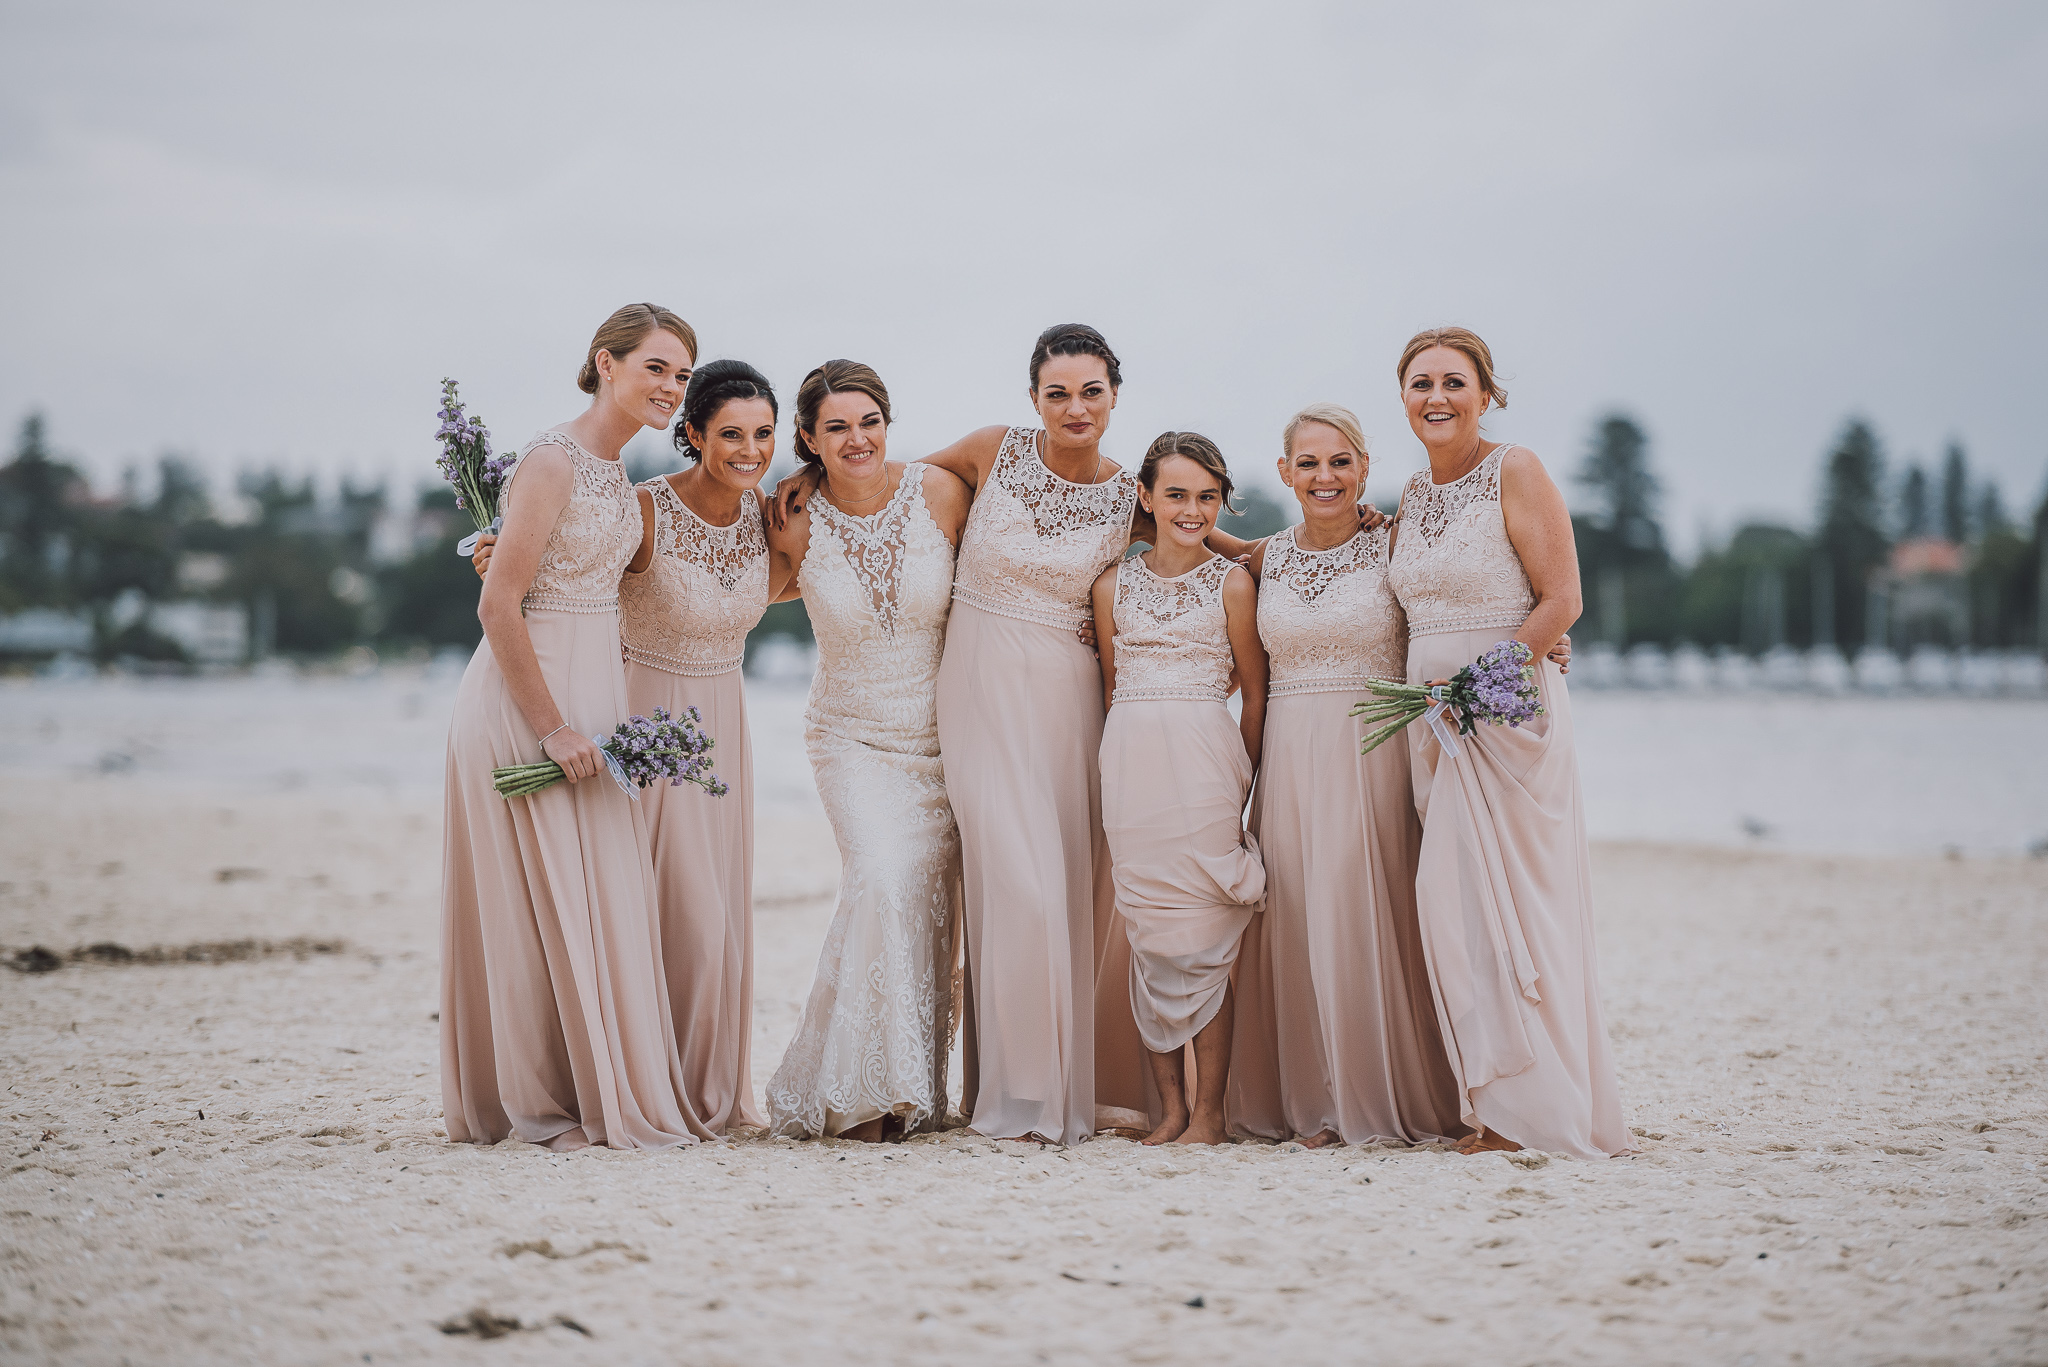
[1899,464,1931,538]
[1815,419,1889,650]
[1573,413,1678,645]
[0,414,92,611]
[1940,441,1970,543]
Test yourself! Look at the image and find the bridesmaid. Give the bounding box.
[1227,404,1465,1148]
[922,325,1143,1146]
[1092,432,1267,1146]
[1384,326,1630,1159]
[619,360,798,1134]
[442,302,711,1150]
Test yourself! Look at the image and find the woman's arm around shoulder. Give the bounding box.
[1089,562,1121,714]
[764,498,811,605]
[1221,564,1268,772]
[921,424,1011,497]
[1496,446,1583,658]
[919,462,975,549]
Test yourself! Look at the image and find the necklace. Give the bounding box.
[825,472,894,515]
[1037,430,1108,485]
[1432,435,1489,486]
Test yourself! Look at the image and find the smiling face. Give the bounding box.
[688,396,776,494]
[1279,421,1364,520]
[804,389,889,485]
[1401,344,1489,454]
[598,328,695,431]
[1032,354,1118,451]
[1141,453,1225,549]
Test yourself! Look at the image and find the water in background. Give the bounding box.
[2,657,2044,858]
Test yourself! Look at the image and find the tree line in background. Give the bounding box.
[0,411,2042,668]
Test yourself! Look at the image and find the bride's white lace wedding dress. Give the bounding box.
[766,468,963,1138]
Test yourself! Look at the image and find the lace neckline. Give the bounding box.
[531,429,619,466]
[657,477,754,533]
[1027,431,1123,490]
[815,470,916,525]
[1287,524,1366,557]
[1425,443,1509,489]
[1134,551,1223,584]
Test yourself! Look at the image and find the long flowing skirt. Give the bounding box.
[935,602,1140,1144]
[1099,700,1264,1055]
[764,722,962,1138]
[623,661,765,1134]
[441,609,709,1150]
[1405,628,1630,1158]
[1230,690,1464,1144]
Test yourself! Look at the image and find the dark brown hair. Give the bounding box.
[674,359,777,463]
[1396,326,1507,409]
[577,303,698,395]
[1029,323,1122,391]
[1139,430,1238,515]
[791,360,891,470]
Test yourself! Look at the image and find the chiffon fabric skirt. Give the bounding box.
[622,661,765,1134]
[1099,700,1264,1056]
[441,609,709,1150]
[935,602,1140,1145]
[1405,628,1630,1158]
[1230,691,1465,1145]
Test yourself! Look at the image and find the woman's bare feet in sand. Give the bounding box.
[1455,1126,1522,1155]
[1172,1117,1230,1146]
[1297,1128,1342,1149]
[1142,1111,1190,1146]
[840,1117,888,1144]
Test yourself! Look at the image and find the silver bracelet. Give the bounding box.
[537,723,572,754]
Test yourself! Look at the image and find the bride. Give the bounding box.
[764,360,974,1141]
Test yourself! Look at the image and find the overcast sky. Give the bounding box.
[4,0,2044,556]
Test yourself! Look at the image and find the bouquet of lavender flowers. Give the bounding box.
[492,707,729,800]
[1349,640,1546,757]
[435,378,515,557]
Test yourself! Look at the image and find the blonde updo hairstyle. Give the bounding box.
[1396,326,1508,410]
[1282,403,1370,474]
[577,303,699,395]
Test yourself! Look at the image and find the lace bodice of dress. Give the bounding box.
[505,431,640,613]
[802,468,956,752]
[1111,553,1235,705]
[619,481,770,676]
[952,427,1140,630]
[1258,524,1407,695]
[1386,445,1535,637]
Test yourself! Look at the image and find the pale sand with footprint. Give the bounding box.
[2,675,2045,1364]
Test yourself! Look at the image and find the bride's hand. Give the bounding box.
[768,468,821,532]
[471,532,497,580]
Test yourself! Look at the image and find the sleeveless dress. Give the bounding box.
[1228,525,1464,1144]
[766,470,964,1138]
[1099,554,1265,1060]
[618,480,771,1134]
[1386,445,1630,1158]
[441,431,709,1150]
[935,427,1142,1144]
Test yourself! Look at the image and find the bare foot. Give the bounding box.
[1172,1118,1230,1146]
[1455,1126,1522,1155]
[1142,1113,1189,1146]
[1298,1128,1341,1150]
[840,1117,888,1144]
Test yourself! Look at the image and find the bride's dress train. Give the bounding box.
[766,471,963,1138]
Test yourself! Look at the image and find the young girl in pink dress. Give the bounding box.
[1090,432,1267,1146]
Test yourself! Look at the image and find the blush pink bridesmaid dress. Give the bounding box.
[1386,444,1630,1159]
[1230,523,1464,1145]
[441,432,709,1150]
[1098,553,1264,1086]
[617,478,771,1134]
[935,427,1145,1144]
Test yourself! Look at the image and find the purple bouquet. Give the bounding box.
[435,378,515,556]
[1349,640,1546,757]
[491,707,729,800]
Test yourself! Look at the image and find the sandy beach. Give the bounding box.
[3,674,2046,1365]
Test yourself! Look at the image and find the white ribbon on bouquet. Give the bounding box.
[1422,685,1462,759]
[455,515,502,558]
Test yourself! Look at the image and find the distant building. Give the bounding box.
[1884,537,1969,648]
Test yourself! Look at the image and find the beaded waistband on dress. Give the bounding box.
[622,643,743,677]
[1268,674,1404,698]
[521,591,620,614]
[1111,684,1230,705]
[950,584,1087,631]
[1405,608,1528,638]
